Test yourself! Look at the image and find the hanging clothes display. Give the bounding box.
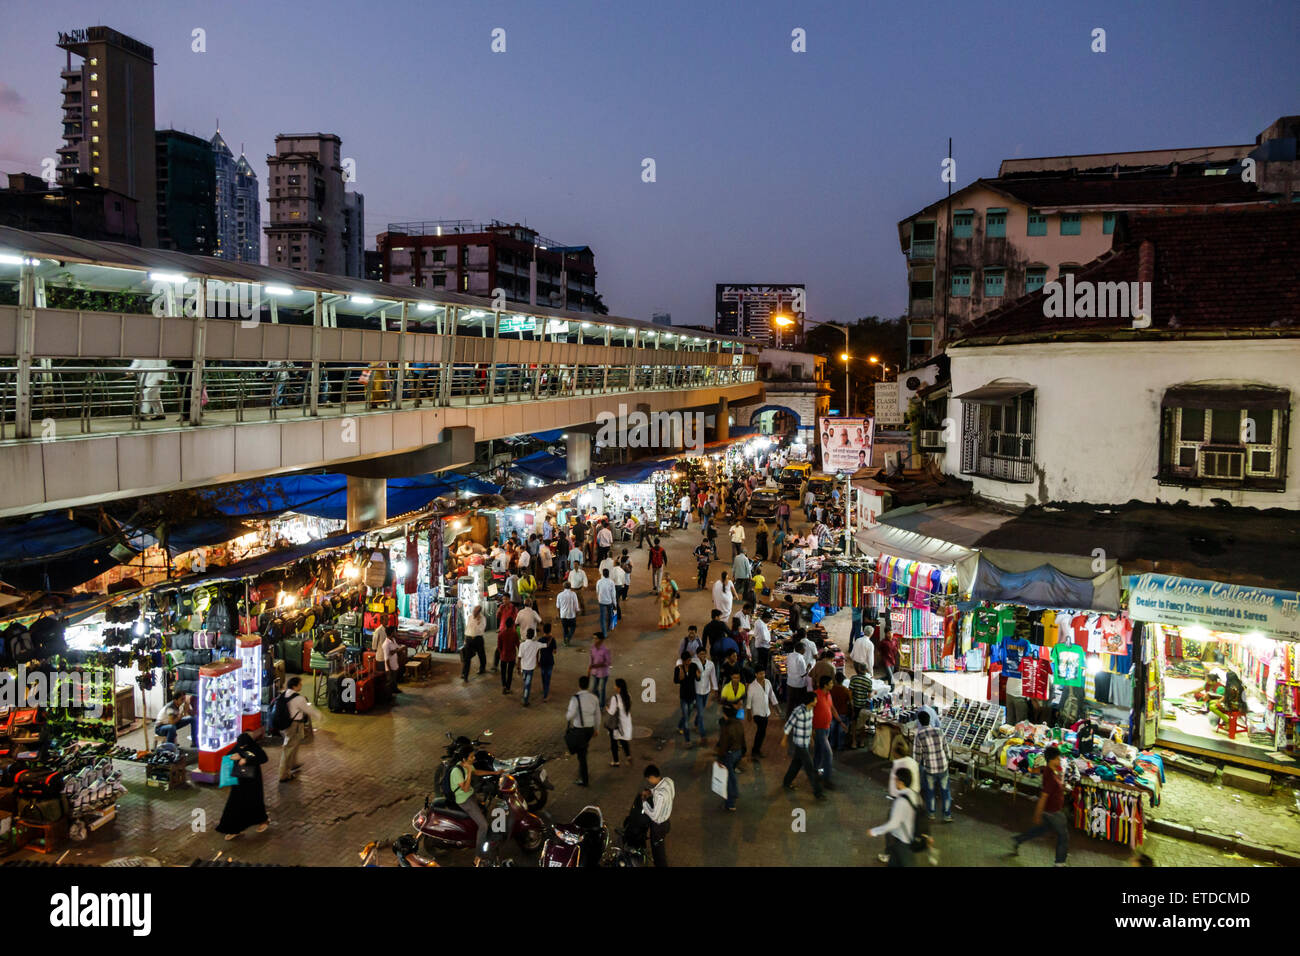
[1072,781,1145,849]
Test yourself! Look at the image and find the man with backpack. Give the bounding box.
[869,765,926,866]
[274,676,321,782]
[648,539,668,593]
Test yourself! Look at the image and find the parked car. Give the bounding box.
[747,490,782,521]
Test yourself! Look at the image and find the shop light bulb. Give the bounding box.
[1183,625,1209,643]
[134,619,145,636]
[394,560,409,577]
[148,271,188,284]
[344,565,361,580]
[417,302,436,312]
[350,295,374,306]
[1085,655,1105,675]
[264,285,295,296]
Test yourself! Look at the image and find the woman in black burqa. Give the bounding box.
[216,732,270,840]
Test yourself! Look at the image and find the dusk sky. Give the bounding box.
[1,0,1296,327]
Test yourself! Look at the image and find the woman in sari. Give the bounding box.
[658,574,681,629]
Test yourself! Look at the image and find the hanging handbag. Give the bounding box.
[602,699,620,732]
[218,755,239,788]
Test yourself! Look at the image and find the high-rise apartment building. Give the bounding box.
[715,284,805,346]
[212,129,261,263]
[155,129,215,255]
[376,220,600,311]
[55,27,157,245]
[264,133,363,276]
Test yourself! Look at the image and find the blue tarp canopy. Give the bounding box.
[198,473,501,521]
[511,451,568,483]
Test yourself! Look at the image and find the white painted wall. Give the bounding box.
[943,339,1300,509]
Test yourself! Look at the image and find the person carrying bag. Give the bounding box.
[565,676,600,787]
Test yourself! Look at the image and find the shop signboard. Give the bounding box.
[1128,573,1300,641]
[818,416,874,474]
[854,486,884,529]
[873,383,903,426]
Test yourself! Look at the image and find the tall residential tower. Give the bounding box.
[212,129,261,262]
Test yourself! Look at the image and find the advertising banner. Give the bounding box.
[1128,573,1300,641]
[818,416,874,474]
[874,383,903,426]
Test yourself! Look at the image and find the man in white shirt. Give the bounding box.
[596,524,614,563]
[784,643,808,697]
[277,676,322,782]
[871,767,921,866]
[461,605,487,680]
[491,547,510,574]
[504,571,521,606]
[746,669,781,758]
[850,628,876,678]
[678,493,692,529]
[516,547,531,572]
[693,648,718,743]
[596,568,618,635]
[598,554,617,579]
[751,611,772,670]
[729,521,746,557]
[555,583,580,646]
[640,765,675,867]
[712,572,737,621]
[380,629,402,695]
[567,562,588,593]
[568,543,584,573]
[566,676,601,786]
[518,628,543,705]
[515,602,542,642]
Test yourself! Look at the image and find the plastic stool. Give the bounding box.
[1223,710,1247,740]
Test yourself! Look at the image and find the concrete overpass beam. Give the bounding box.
[714,396,730,442]
[567,431,592,482]
[346,476,386,532]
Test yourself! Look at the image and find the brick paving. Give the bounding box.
[17,512,1287,867]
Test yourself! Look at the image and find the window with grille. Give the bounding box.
[984,268,1005,297]
[960,392,1036,483]
[1160,387,1289,491]
[1027,213,1047,236]
[951,268,972,297]
[986,208,1007,238]
[1025,267,1047,292]
[1060,213,1081,236]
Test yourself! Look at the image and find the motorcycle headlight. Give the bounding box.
[414,812,426,827]
[558,829,583,846]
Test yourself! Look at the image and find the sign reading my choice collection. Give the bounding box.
[1128,573,1300,641]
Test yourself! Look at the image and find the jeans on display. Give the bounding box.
[591,675,609,707]
[695,693,710,738]
[1015,810,1070,864]
[678,699,695,741]
[540,666,553,700]
[922,770,952,817]
[813,727,833,784]
[600,602,615,636]
[521,668,535,703]
[722,748,742,809]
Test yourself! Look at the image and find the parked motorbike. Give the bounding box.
[359,835,439,867]
[539,805,608,868]
[435,733,552,811]
[414,772,547,859]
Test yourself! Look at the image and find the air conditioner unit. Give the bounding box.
[920,429,945,451]
[1197,448,1244,480]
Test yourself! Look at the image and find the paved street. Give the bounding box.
[26,518,1274,868]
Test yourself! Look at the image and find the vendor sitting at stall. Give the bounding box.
[155,692,196,748]
[1208,670,1247,730]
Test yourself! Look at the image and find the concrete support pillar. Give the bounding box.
[346,476,387,532]
[566,432,592,482]
[715,397,730,442]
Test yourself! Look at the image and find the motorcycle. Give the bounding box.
[435,733,553,812]
[413,772,547,859]
[539,805,608,868]
[359,835,439,867]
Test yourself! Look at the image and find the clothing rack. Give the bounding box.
[1072,778,1145,848]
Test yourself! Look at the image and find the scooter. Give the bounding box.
[359,835,439,867]
[413,772,547,859]
[538,805,608,868]
[436,733,553,812]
